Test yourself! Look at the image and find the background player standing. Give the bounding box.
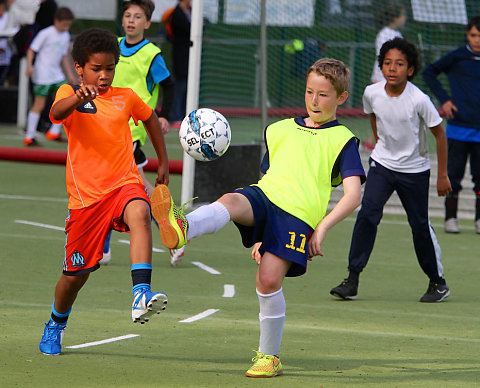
[330,38,451,303]
[423,16,480,234]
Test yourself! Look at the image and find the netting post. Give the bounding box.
[260,0,267,165]
[260,0,267,132]
[181,0,204,205]
[17,57,28,128]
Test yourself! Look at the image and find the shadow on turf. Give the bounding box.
[58,349,480,383]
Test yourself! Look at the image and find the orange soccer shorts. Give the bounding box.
[63,183,150,275]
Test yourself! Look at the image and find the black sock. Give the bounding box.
[348,271,360,284]
[131,269,152,287]
[445,192,459,220]
[51,312,68,324]
[475,194,480,221]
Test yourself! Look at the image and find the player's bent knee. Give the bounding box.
[124,200,151,225]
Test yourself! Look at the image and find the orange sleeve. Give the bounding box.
[129,89,154,126]
[49,84,75,124]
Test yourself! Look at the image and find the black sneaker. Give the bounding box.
[420,281,450,303]
[330,279,358,300]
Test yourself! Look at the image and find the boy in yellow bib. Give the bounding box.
[153,58,366,377]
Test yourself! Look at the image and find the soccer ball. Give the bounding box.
[179,108,231,161]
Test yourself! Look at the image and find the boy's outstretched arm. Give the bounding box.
[308,175,362,258]
[143,111,169,186]
[51,84,99,121]
[430,124,452,196]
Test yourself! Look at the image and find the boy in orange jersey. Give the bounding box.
[39,28,169,356]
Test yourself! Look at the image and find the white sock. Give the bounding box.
[48,123,62,136]
[257,288,286,356]
[25,111,40,140]
[186,201,230,240]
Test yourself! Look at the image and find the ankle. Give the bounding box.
[347,271,360,285]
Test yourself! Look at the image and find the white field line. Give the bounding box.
[179,309,220,323]
[15,219,64,231]
[0,194,67,202]
[118,239,165,253]
[191,261,221,275]
[65,334,139,349]
[222,284,235,298]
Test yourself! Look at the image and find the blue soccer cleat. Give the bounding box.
[132,289,168,324]
[39,319,66,355]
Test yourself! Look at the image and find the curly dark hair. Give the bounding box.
[71,28,120,67]
[377,37,420,80]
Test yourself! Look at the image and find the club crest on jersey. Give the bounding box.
[70,251,85,267]
[76,100,97,114]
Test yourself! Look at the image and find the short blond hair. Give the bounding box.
[307,58,350,96]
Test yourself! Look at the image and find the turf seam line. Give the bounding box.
[118,239,165,253]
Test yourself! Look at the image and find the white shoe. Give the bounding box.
[132,289,168,324]
[169,247,185,267]
[475,219,480,234]
[99,248,111,265]
[444,218,460,233]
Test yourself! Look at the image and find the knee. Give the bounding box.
[257,272,282,294]
[125,201,151,226]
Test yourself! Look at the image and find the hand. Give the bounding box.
[155,162,169,186]
[308,225,327,259]
[442,100,458,119]
[251,242,262,264]
[26,66,33,78]
[437,176,452,197]
[158,117,170,134]
[75,84,98,101]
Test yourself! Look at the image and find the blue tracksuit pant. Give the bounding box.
[348,158,444,282]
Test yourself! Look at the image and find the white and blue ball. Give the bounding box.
[179,108,231,162]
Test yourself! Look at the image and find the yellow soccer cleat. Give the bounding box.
[245,350,283,378]
[151,184,189,249]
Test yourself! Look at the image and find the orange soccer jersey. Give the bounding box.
[50,84,153,209]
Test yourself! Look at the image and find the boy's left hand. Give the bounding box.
[308,226,327,259]
[158,117,170,134]
[251,242,262,264]
[155,162,169,186]
[437,176,452,197]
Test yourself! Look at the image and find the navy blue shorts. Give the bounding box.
[234,186,312,277]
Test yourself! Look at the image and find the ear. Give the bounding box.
[407,66,414,78]
[74,62,83,76]
[337,91,348,106]
[145,20,152,30]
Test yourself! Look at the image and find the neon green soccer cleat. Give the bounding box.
[245,350,283,378]
[151,184,189,249]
